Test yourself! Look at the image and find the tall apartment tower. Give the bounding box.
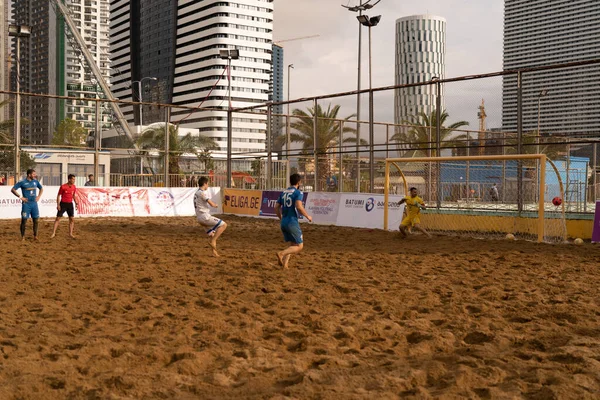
[503,0,600,136]
[1,0,8,121]
[12,1,60,144]
[64,0,112,134]
[395,15,446,126]
[11,1,110,144]
[110,0,274,156]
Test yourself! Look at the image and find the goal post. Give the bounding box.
[384,154,568,243]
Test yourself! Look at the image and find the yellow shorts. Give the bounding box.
[401,215,420,227]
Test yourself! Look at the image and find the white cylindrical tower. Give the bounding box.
[395,15,446,125]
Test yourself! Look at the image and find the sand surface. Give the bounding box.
[1,216,600,399]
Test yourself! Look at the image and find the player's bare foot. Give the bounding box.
[209,240,219,257]
[282,255,291,269]
[276,252,284,266]
[69,234,76,239]
[21,236,25,241]
[50,233,56,238]
[34,236,39,241]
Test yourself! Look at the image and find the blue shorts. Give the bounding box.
[21,202,40,219]
[281,221,303,244]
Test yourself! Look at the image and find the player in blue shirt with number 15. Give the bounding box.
[275,173,312,269]
[11,168,44,241]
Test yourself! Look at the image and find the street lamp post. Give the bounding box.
[131,76,157,174]
[9,24,31,182]
[132,77,158,133]
[286,64,294,161]
[357,14,381,193]
[343,0,381,192]
[220,49,240,188]
[537,89,548,155]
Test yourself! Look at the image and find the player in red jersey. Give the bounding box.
[51,174,79,238]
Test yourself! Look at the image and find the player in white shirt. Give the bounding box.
[194,176,227,257]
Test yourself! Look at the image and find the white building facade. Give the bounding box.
[64,0,112,133]
[109,0,273,157]
[394,15,446,125]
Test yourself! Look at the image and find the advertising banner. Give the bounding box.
[337,194,405,230]
[222,189,262,216]
[260,190,308,218]
[593,201,600,243]
[0,186,59,219]
[305,192,341,225]
[76,188,150,216]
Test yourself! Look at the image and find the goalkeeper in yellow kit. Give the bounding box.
[398,187,432,238]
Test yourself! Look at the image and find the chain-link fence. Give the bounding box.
[1,59,599,213]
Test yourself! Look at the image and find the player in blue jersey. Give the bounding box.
[274,173,312,269]
[11,169,44,241]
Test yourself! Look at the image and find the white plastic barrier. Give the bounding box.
[0,186,59,219]
[336,193,405,231]
[0,186,221,219]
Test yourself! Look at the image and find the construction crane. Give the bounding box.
[477,99,487,155]
[273,35,320,46]
[50,0,135,141]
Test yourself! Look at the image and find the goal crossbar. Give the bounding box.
[384,154,547,242]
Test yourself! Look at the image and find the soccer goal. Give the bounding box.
[383,154,567,243]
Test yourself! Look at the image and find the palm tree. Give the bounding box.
[282,103,363,190]
[136,123,217,176]
[391,109,469,157]
[505,132,560,160]
[0,99,35,173]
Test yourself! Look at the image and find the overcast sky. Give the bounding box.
[273,0,505,135]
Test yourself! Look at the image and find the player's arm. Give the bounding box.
[73,188,78,209]
[36,183,44,202]
[419,199,427,210]
[207,199,218,208]
[398,198,406,205]
[11,183,27,203]
[275,202,282,220]
[295,200,312,223]
[56,190,62,211]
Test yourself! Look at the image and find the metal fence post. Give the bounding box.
[94,100,101,186]
[369,89,375,193]
[164,107,170,187]
[594,142,598,202]
[313,98,318,192]
[14,37,21,182]
[227,108,233,188]
[339,120,344,193]
[435,80,442,209]
[267,105,272,190]
[517,71,523,213]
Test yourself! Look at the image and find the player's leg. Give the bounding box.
[205,218,226,257]
[31,203,40,240]
[51,204,64,238]
[399,215,412,237]
[67,203,76,238]
[20,218,27,240]
[413,223,432,238]
[277,223,304,269]
[51,216,61,238]
[20,203,30,240]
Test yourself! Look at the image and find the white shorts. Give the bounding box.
[197,214,223,235]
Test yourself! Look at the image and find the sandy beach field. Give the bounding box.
[1,215,599,399]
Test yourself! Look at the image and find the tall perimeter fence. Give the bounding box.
[1,59,599,216]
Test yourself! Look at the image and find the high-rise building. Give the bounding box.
[12,1,60,144]
[11,1,111,144]
[1,0,9,121]
[109,0,274,156]
[270,44,284,150]
[64,0,112,134]
[395,15,446,125]
[503,0,600,136]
